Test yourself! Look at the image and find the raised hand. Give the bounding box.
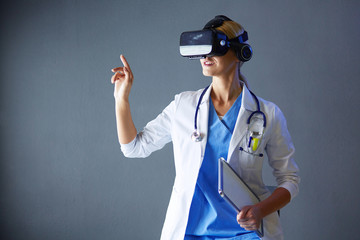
[111,55,134,101]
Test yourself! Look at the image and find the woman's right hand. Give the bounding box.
[111,55,134,101]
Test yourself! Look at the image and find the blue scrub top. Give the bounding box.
[185,93,260,240]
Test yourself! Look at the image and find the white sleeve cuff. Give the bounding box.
[120,136,137,157]
[278,181,299,200]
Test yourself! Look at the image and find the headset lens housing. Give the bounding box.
[179,29,228,59]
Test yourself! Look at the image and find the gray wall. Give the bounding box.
[1,0,359,239]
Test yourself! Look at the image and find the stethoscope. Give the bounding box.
[191,85,267,146]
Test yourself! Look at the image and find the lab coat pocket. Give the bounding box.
[238,135,266,170]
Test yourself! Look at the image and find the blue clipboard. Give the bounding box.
[218,157,264,238]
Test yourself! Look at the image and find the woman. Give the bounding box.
[111,16,299,240]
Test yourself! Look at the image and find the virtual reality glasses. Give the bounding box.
[179,15,253,62]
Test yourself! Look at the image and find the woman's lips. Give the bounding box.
[203,61,214,66]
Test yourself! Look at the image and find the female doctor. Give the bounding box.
[111,16,300,240]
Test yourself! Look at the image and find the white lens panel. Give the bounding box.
[179,45,212,56]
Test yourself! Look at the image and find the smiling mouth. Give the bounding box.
[203,61,214,66]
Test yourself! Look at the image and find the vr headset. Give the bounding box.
[179,15,253,62]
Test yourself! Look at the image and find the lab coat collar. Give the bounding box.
[197,85,211,163]
[241,84,258,111]
[200,84,212,105]
[228,84,258,164]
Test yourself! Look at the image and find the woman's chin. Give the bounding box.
[202,70,214,77]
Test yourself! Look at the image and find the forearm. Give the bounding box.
[115,99,137,144]
[256,187,291,218]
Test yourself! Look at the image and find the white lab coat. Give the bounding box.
[120,84,300,240]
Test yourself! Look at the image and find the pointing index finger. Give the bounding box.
[120,55,131,71]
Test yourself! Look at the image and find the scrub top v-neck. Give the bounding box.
[185,93,260,240]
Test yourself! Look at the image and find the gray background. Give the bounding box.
[1,0,359,239]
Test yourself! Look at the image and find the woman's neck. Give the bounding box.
[210,65,243,116]
[211,65,242,104]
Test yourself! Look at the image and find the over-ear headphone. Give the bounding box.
[203,15,253,62]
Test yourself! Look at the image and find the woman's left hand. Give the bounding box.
[237,204,263,231]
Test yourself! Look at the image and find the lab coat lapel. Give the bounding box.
[227,85,258,163]
[197,85,212,168]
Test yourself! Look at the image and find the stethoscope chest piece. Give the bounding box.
[191,130,202,142]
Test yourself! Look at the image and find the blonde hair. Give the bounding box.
[216,21,245,39]
[216,20,250,88]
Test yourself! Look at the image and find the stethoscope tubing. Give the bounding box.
[193,85,266,136]
[248,91,266,127]
[194,85,210,131]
